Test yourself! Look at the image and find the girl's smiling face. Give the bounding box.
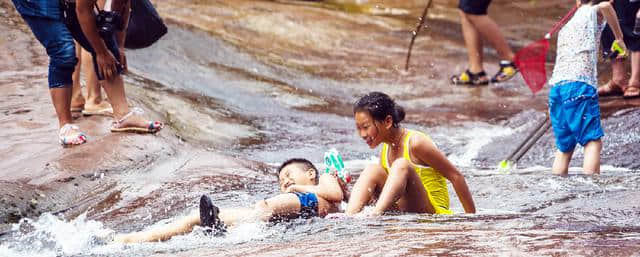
[355,111,388,148]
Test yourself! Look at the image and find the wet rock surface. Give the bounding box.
[0,0,639,256]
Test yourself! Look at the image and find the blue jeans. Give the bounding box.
[549,81,604,152]
[19,15,77,88]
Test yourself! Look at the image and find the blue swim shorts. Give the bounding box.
[549,81,604,153]
[293,192,318,218]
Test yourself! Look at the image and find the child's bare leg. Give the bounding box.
[582,140,602,175]
[219,194,306,225]
[218,207,262,226]
[114,211,201,243]
[373,159,431,215]
[346,164,387,215]
[552,150,573,176]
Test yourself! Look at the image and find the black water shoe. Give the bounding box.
[199,195,227,235]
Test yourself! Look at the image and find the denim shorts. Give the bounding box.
[458,0,492,15]
[19,15,77,88]
[549,81,604,152]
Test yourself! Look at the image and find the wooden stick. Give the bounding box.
[504,116,550,162]
[404,0,433,71]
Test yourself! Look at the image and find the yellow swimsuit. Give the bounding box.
[380,129,453,214]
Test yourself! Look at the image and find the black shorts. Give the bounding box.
[601,0,640,57]
[458,0,492,15]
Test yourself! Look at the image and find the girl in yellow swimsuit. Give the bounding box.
[347,92,476,215]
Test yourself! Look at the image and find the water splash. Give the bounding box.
[0,213,113,257]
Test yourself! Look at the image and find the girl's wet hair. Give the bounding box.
[353,92,405,127]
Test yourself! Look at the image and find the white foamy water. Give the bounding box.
[0,213,113,257]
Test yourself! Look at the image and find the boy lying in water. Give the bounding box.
[115,158,347,243]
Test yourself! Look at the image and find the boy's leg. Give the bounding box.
[552,150,573,176]
[114,211,201,243]
[373,159,433,215]
[582,140,602,175]
[219,194,304,225]
[346,164,387,215]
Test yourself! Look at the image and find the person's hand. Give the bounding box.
[613,39,628,59]
[119,47,128,72]
[96,50,119,80]
[285,184,299,193]
[329,168,350,201]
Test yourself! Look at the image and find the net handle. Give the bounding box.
[545,6,578,39]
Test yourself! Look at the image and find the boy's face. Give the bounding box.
[278,163,316,192]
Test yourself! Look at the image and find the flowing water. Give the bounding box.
[1,0,639,256]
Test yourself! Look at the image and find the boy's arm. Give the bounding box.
[285,174,344,202]
[598,1,627,53]
[114,211,200,243]
[412,137,476,214]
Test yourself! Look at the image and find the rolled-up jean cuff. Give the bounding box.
[48,65,74,88]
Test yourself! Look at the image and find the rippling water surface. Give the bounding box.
[1,0,639,256]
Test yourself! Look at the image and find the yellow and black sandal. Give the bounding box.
[491,60,518,83]
[450,69,490,86]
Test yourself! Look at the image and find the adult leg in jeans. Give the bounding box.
[19,15,86,145]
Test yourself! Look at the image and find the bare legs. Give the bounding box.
[71,46,112,115]
[459,10,515,73]
[551,140,602,176]
[115,194,305,243]
[346,159,433,216]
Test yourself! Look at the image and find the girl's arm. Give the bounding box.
[114,211,200,243]
[285,174,344,202]
[598,1,628,53]
[411,137,476,213]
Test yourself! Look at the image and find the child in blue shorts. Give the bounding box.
[115,158,348,243]
[547,0,627,175]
